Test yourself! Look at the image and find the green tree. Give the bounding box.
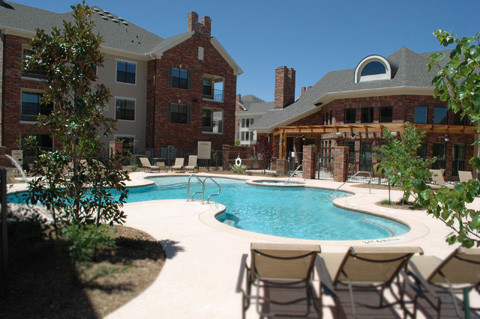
[23,2,129,236]
[415,30,480,247]
[375,124,436,205]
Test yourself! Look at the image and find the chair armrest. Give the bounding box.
[316,257,336,298]
[236,254,249,293]
[405,261,440,300]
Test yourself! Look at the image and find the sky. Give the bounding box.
[9,0,480,102]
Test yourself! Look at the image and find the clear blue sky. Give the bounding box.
[10,0,480,102]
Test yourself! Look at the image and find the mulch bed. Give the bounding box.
[0,225,165,319]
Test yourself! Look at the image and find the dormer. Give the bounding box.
[354,55,395,83]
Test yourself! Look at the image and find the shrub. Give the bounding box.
[230,164,248,174]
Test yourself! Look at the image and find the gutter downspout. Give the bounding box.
[0,29,5,147]
[148,53,157,150]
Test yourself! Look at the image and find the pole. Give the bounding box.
[464,287,471,319]
[1,169,8,298]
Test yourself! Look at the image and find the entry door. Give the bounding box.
[359,141,372,172]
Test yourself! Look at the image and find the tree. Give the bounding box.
[375,124,436,205]
[255,135,273,173]
[415,30,480,247]
[23,2,129,236]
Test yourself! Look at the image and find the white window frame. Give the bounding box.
[20,89,49,124]
[115,96,136,122]
[115,58,137,85]
[354,55,392,83]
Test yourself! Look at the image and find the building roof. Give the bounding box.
[251,47,451,132]
[237,95,273,117]
[0,1,243,74]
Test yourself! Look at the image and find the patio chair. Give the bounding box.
[317,246,423,318]
[155,161,167,172]
[171,157,185,171]
[458,170,474,183]
[237,243,322,319]
[405,247,480,318]
[428,169,454,190]
[184,155,198,172]
[139,157,159,172]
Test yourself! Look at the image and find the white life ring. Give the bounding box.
[235,156,242,166]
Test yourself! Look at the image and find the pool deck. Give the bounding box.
[9,172,480,318]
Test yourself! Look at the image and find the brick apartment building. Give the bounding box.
[250,48,477,181]
[0,1,242,161]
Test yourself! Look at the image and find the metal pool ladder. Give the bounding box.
[334,170,372,194]
[186,174,222,204]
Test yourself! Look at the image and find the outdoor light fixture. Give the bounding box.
[351,132,356,139]
[445,134,450,142]
[335,132,342,136]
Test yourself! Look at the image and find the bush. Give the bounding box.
[60,224,115,266]
[230,164,248,174]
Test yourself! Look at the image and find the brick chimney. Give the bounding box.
[301,87,306,96]
[187,11,211,37]
[274,66,296,109]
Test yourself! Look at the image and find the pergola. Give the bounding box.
[272,123,478,159]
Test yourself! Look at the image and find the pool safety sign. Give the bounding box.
[198,141,211,160]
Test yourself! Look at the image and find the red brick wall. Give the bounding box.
[3,34,48,152]
[146,33,237,153]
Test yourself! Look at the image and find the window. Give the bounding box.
[115,136,135,155]
[167,103,190,124]
[203,75,224,102]
[344,109,356,124]
[432,142,446,169]
[417,142,427,159]
[344,140,355,164]
[170,67,190,89]
[22,49,46,79]
[361,107,374,123]
[202,109,223,133]
[361,61,387,76]
[414,106,428,123]
[452,143,466,176]
[116,60,136,84]
[21,92,53,122]
[115,98,135,121]
[380,106,393,123]
[434,107,448,124]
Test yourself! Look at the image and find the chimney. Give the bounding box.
[307,86,312,90]
[187,11,211,37]
[274,66,296,109]
[301,87,306,96]
[236,94,241,103]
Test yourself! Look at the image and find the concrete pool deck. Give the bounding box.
[8,172,480,318]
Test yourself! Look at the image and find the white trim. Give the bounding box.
[114,96,136,122]
[150,32,194,59]
[210,37,243,76]
[115,58,137,86]
[354,55,392,84]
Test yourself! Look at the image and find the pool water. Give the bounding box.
[9,176,409,240]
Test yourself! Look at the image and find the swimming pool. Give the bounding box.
[9,176,409,240]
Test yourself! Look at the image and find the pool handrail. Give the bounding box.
[187,174,204,202]
[187,174,222,204]
[203,177,221,204]
[285,164,302,184]
[335,170,372,194]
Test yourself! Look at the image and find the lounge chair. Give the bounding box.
[317,246,423,318]
[171,157,185,171]
[184,155,198,172]
[405,247,480,318]
[139,157,159,172]
[458,170,474,183]
[428,169,454,190]
[155,161,167,172]
[237,243,322,319]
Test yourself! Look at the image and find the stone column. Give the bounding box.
[302,145,317,179]
[333,146,349,182]
[109,141,123,157]
[275,158,288,176]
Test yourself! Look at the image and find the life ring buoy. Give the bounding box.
[235,157,242,166]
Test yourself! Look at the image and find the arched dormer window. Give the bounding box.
[354,55,392,83]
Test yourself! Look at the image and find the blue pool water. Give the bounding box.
[9,176,409,240]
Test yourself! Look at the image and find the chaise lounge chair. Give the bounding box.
[428,169,454,190]
[405,247,480,318]
[171,157,185,171]
[184,155,198,172]
[139,157,159,172]
[317,246,423,318]
[237,243,322,319]
[458,170,474,183]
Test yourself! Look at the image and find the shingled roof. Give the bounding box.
[0,2,164,55]
[252,47,451,132]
